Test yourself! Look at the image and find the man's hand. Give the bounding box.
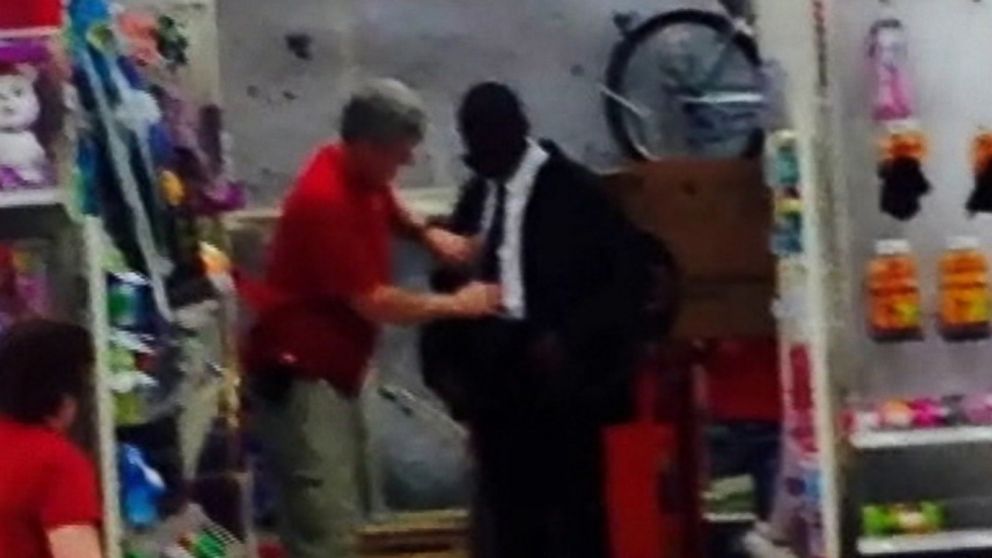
[452,281,502,317]
[424,226,479,267]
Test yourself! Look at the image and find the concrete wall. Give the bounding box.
[217,0,720,207]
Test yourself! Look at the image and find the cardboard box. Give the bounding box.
[606,159,773,281]
[604,160,775,338]
[674,279,775,339]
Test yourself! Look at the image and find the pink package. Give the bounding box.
[868,18,915,123]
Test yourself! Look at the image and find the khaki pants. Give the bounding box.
[254,377,364,558]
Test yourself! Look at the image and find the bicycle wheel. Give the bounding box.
[604,9,765,160]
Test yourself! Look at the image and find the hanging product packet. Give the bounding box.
[0,35,64,191]
[938,236,991,341]
[966,130,992,214]
[0,0,62,32]
[867,239,923,341]
[869,17,931,221]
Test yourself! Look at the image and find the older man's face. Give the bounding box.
[352,138,417,187]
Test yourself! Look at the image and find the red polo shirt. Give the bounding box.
[0,418,102,558]
[703,338,782,423]
[243,144,397,395]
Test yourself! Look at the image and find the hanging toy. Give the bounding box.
[119,444,166,529]
[768,130,801,189]
[966,130,992,214]
[157,15,190,69]
[869,17,931,221]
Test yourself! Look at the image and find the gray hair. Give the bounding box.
[340,79,427,144]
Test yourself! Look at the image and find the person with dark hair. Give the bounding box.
[0,319,102,558]
[241,78,501,558]
[422,82,654,558]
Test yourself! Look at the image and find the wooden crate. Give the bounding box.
[359,511,469,557]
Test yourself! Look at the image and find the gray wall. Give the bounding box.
[218,0,718,207]
[217,0,718,512]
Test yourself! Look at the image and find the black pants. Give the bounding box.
[462,322,607,558]
[471,418,608,558]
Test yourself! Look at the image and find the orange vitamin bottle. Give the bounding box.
[868,240,923,341]
[939,236,990,341]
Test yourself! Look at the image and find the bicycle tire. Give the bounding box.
[604,9,764,161]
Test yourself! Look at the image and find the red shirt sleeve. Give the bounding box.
[39,444,101,529]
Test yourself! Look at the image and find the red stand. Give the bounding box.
[604,346,706,558]
[0,0,62,32]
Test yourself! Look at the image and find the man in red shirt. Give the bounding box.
[0,320,103,558]
[243,79,500,558]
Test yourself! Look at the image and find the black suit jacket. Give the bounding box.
[422,142,647,425]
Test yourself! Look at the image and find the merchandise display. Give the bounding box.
[0,2,246,557]
[967,130,992,215]
[938,237,990,341]
[845,393,992,437]
[861,502,944,538]
[0,37,62,190]
[757,1,992,555]
[0,241,52,332]
[120,444,167,529]
[866,240,922,341]
[869,17,931,221]
[769,130,803,256]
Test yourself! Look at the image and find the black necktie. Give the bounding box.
[481,182,507,282]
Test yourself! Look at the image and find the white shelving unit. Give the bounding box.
[851,427,992,450]
[757,0,992,555]
[85,217,124,558]
[0,188,67,210]
[49,1,242,556]
[858,530,992,556]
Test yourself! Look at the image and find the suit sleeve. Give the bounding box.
[562,171,646,345]
[448,177,488,236]
[553,169,647,422]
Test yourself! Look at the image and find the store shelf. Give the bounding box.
[705,511,758,524]
[858,529,992,555]
[0,188,64,210]
[744,530,799,558]
[850,426,992,450]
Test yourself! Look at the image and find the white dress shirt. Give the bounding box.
[480,140,549,320]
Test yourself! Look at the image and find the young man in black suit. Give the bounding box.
[422,82,650,558]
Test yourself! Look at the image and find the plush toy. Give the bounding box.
[0,63,49,188]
